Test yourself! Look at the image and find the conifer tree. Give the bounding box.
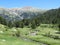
[31,20,36,29]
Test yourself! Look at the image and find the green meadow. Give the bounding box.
[0,24,60,45]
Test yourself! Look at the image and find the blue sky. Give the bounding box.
[0,0,60,9]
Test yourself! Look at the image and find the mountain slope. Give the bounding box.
[0,7,47,21]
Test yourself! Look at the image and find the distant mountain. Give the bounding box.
[0,7,47,22]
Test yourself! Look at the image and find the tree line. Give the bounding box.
[0,16,40,29]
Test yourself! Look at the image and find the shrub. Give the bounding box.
[15,30,20,37]
[53,36,59,39]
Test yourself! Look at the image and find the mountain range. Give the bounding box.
[0,7,47,22]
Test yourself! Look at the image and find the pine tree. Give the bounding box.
[58,24,60,31]
[35,18,40,26]
[22,19,30,26]
[8,21,13,28]
[31,20,36,29]
[14,21,21,27]
[20,22,24,28]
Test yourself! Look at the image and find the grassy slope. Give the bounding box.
[0,24,41,45]
[0,24,60,45]
[26,24,60,45]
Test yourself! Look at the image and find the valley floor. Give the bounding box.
[0,24,60,45]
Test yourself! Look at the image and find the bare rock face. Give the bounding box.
[0,7,47,22]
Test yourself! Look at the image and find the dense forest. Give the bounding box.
[40,8,60,24]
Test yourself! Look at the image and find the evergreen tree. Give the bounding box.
[34,18,40,26]
[58,24,60,31]
[14,21,20,27]
[22,19,30,26]
[0,16,7,25]
[31,20,36,29]
[20,22,24,28]
[7,21,14,28]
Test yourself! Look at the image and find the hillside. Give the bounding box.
[40,8,60,24]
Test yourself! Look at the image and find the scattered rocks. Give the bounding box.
[29,31,38,36]
[0,31,4,33]
[24,38,27,40]
[11,28,17,32]
[2,39,6,42]
[13,29,17,32]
